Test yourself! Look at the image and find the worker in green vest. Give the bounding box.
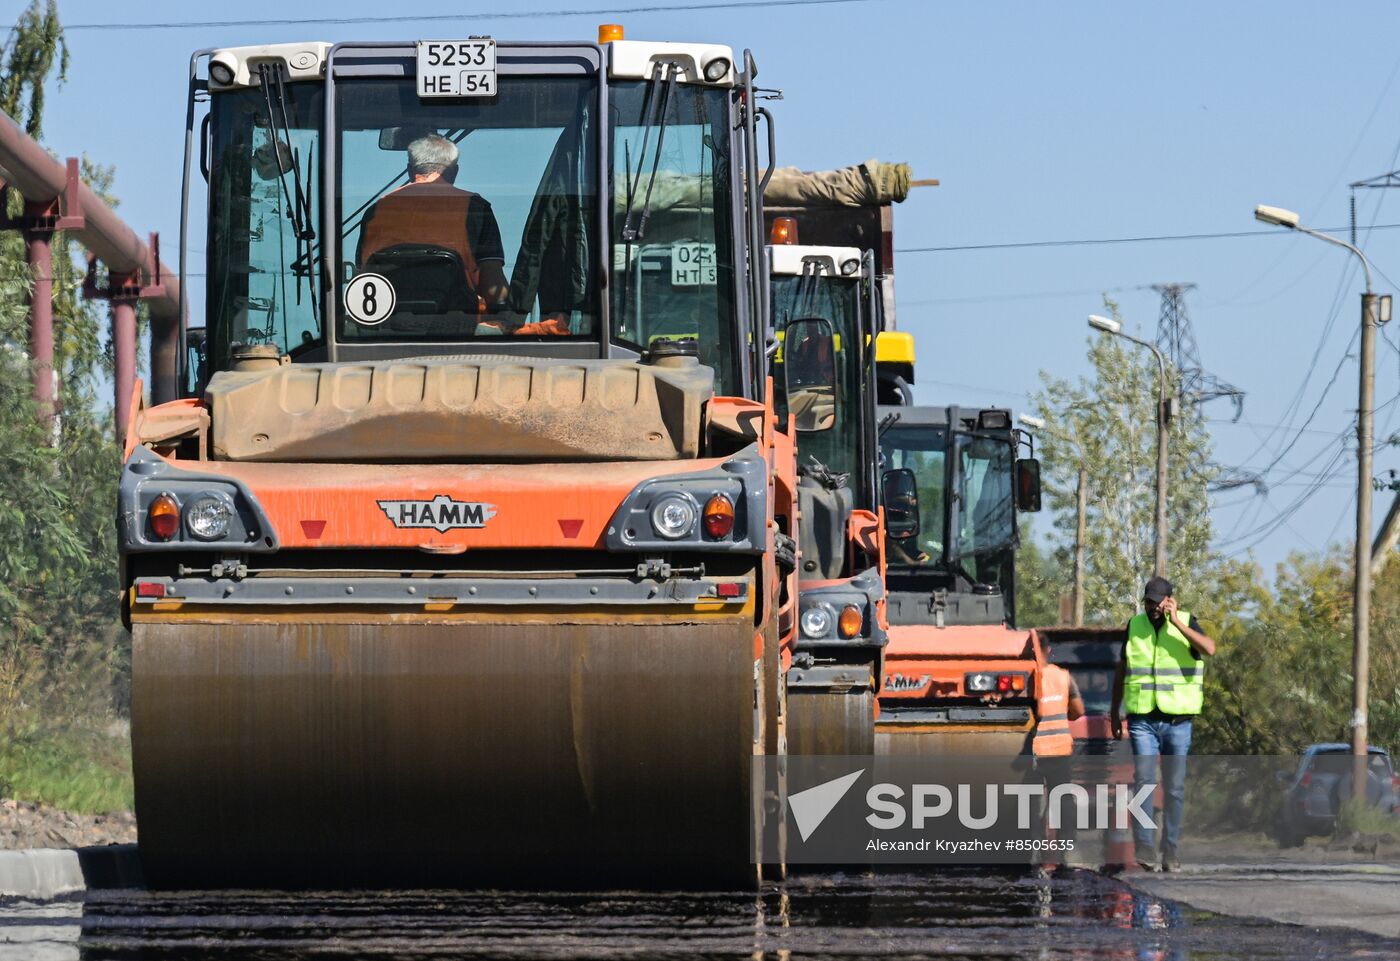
[1111,576,1217,873]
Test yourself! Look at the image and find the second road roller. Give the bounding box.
[766,220,887,756]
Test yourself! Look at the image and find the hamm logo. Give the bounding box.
[884,673,931,693]
[378,494,497,532]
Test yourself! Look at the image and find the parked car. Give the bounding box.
[1274,744,1399,846]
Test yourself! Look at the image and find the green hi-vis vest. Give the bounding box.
[1123,610,1204,715]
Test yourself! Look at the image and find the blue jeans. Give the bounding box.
[1128,714,1193,857]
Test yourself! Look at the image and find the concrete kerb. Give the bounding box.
[0,846,142,899]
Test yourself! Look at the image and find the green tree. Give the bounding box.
[1201,547,1399,755]
[1015,519,1068,628]
[0,0,130,812]
[1030,302,1221,621]
[0,0,66,138]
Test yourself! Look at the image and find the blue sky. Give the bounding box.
[31,0,1400,573]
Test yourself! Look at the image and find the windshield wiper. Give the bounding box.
[619,61,678,243]
[257,63,316,316]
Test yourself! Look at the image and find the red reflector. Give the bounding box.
[300,519,326,539]
[715,582,743,598]
[558,519,584,538]
[136,582,166,598]
[997,674,1012,693]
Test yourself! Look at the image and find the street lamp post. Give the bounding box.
[1088,314,1170,578]
[1255,204,1393,804]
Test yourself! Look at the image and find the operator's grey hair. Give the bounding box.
[407,134,459,176]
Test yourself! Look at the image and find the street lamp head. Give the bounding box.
[1019,414,1045,430]
[1255,204,1300,228]
[1087,314,1122,335]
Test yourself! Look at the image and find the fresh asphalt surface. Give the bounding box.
[3,868,1399,960]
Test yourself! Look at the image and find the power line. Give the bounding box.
[1234,185,1398,491]
[1219,439,1352,556]
[920,379,1027,401]
[63,0,888,31]
[899,286,1129,307]
[1207,418,1343,437]
[895,223,1400,254]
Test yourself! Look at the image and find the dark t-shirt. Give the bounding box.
[465,199,505,263]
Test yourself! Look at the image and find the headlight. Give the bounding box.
[208,57,237,87]
[185,493,234,541]
[703,56,731,82]
[649,493,697,539]
[800,606,833,639]
[840,258,859,276]
[966,672,995,694]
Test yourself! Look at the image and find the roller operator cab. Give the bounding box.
[875,405,1044,756]
[768,236,886,756]
[120,31,797,888]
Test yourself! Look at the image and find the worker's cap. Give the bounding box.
[1143,576,1173,602]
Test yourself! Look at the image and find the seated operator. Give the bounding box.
[784,325,837,430]
[885,486,931,565]
[357,133,510,312]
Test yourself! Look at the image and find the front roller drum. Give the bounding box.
[787,688,875,757]
[132,616,759,889]
[874,727,1031,757]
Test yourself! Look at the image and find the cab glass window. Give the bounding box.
[881,425,947,566]
[207,84,324,369]
[609,80,738,394]
[773,271,863,498]
[335,76,597,341]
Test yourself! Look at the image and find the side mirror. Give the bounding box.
[882,468,920,539]
[783,317,837,433]
[1015,458,1042,512]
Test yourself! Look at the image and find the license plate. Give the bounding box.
[671,242,717,286]
[416,40,497,98]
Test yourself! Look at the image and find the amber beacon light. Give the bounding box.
[769,216,798,245]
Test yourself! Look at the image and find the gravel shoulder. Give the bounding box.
[0,799,136,850]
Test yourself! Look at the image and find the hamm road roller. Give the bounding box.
[875,404,1045,757]
[767,225,886,756]
[119,27,801,887]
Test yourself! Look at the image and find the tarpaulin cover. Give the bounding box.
[763,159,913,208]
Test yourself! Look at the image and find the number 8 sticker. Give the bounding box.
[345,272,396,325]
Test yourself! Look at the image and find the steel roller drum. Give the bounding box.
[786,689,875,757]
[874,726,1030,757]
[132,612,763,888]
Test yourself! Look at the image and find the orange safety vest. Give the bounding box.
[1032,663,1074,757]
[358,182,483,292]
